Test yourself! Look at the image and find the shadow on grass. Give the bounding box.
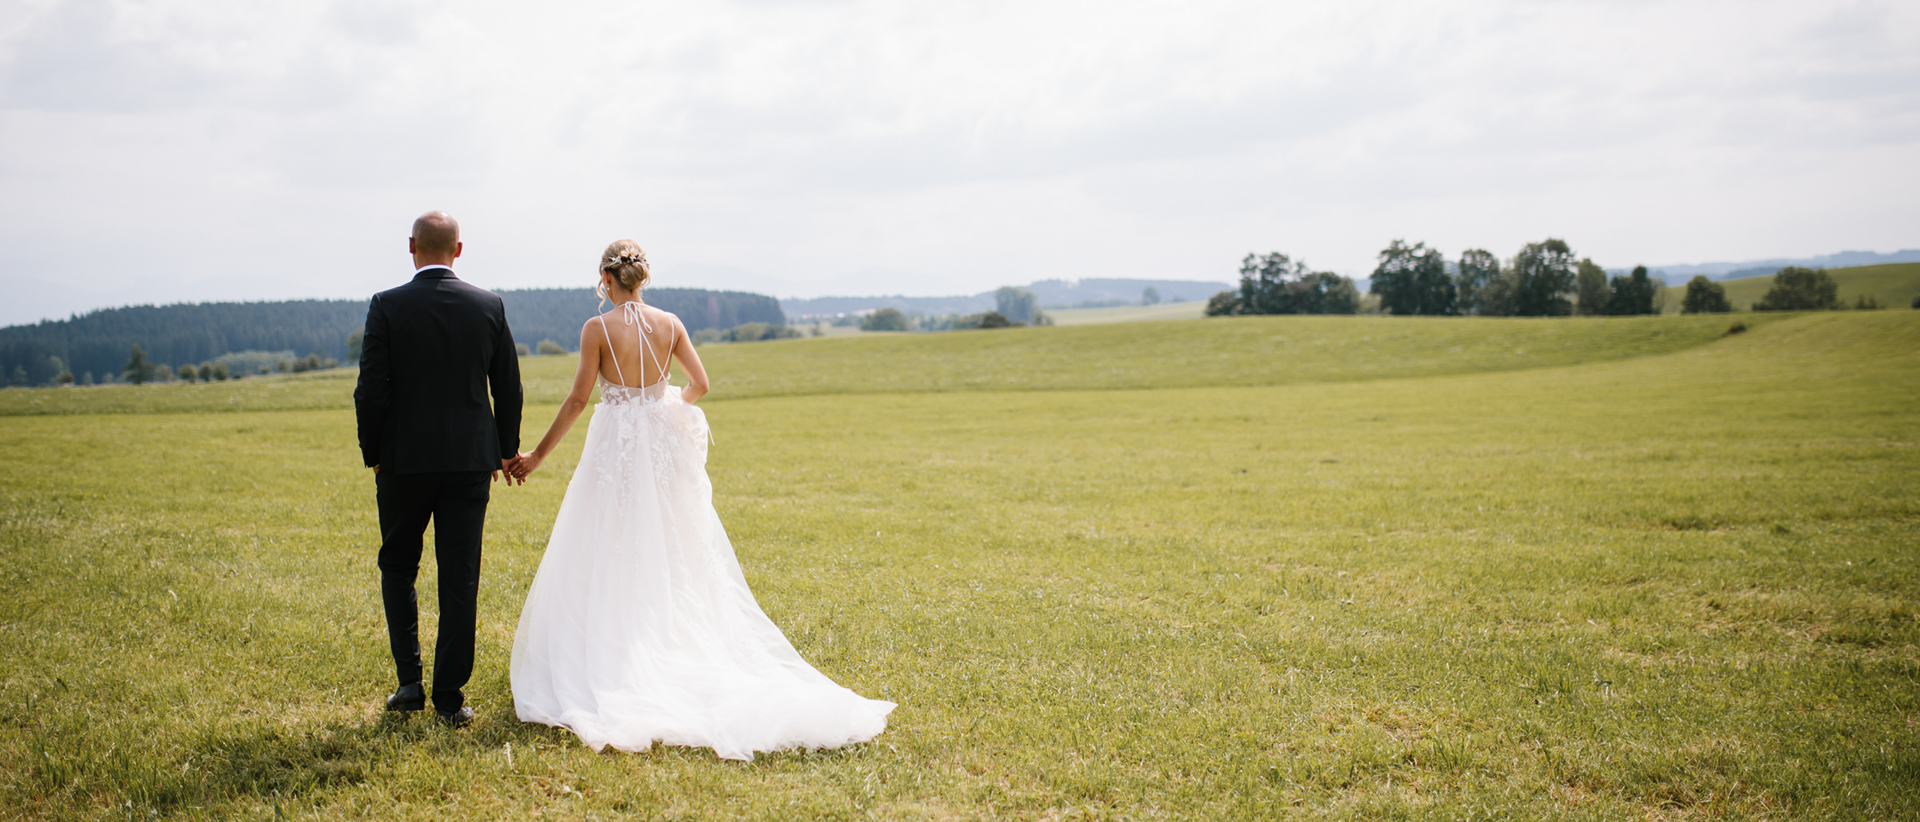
[11,710,583,819]
[183,712,582,804]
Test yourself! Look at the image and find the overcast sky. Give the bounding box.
[2,0,1916,324]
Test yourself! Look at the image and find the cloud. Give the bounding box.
[0,0,1916,324]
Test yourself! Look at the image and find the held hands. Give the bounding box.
[494,457,528,486]
[505,451,544,483]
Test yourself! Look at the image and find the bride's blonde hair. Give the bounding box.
[599,240,651,291]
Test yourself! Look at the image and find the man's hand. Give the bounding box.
[507,451,543,482]
[494,458,524,486]
[372,464,381,475]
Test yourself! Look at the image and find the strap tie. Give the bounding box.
[618,300,651,332]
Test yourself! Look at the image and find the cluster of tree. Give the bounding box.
[692,322,805,344]
[0,299,367,387]
[1753,267,1839,311]
[498,287,786,350]
[1205,252,1364,316]
[110,345,342,386]
[1680,277,1732,314]
[860,308,911,332]
[1690,266,1902,313]
[850,287,1054,333]
[1361,239,1663,317]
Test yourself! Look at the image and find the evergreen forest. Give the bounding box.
[0,288,786,386]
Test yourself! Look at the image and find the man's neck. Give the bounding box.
[414,259,455,273]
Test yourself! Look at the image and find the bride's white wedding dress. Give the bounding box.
[511,304,894,760]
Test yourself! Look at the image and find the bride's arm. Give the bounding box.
[671,316,710,404]
[514,319,604,476]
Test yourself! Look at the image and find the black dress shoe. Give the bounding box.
[385,682,426,713]
[437,706,476,727]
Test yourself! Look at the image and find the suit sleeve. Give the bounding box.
[490,302,524,459]
[353,295,391,467]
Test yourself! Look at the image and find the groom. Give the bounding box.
[354,211,523,726]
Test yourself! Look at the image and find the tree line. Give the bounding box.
[1209,239,1666,319]
[0,287,786,387]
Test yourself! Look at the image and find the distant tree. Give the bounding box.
[1323,277,1364,315]
[536,339,567,355]
[1604,266,1661,315]
[975,311,1012,329]
[46,356,72,386]
[1233,252,1363,315]
[212,362,230,381]
[1574,258,1610,316]
[515,343,530,356]
[724,322,800,341]
[1852,294,1882,310]
[122,345,156,385]
[306,353,324,371]
[1681,276,1731,314]
[1238,252,1305,315]
[175,364,194,382]
[1454,249,1503,315]
[1370,240,1454,315]
[1912,294,1919,309]
[861,308,910,332]
[1141,286,1161,305]
[1754,267,1839,311]
[196,362,214,381]
[347,328,365,364]
[8,365,24,386]
[1204,290,1242,316]
[995,287,1040,323]
[1509,239,1577,316]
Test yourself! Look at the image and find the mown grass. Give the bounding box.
[1663,262,1920,313]
[1,311,1915,820]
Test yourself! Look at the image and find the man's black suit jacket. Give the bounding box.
[354,267,523,474]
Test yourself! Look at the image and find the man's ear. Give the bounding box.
[453,241,464,259]
[408,237,417,254]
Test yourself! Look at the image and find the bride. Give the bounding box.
[505,240,894,760]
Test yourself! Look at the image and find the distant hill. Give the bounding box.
[1633,249,1920,284]
[1661,262,1920,313]
[780,278,1232,318]
[0,287,784,386]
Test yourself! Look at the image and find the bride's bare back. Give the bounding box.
[592,302,682,389]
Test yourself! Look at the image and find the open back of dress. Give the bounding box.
[510,304,894,759]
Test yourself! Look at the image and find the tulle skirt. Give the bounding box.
[511,382,894,760]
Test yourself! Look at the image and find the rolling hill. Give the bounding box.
[1662,262,1920,313]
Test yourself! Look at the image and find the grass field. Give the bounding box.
[1662,262,1920,313]
[2,311,1916,820]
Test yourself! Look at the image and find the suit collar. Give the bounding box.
[412,264,457,281]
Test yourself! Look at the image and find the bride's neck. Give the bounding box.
[607,287,642,305]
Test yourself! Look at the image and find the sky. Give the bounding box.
[2,0,1916,325]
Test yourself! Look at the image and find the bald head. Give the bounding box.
[411,211,460,256]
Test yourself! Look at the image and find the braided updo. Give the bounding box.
[599,240,651,291]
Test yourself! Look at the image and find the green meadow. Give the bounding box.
[2,311,1916,820]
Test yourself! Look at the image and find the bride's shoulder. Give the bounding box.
[646,305,684,327]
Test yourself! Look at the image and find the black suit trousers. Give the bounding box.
[376,470,490,711]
